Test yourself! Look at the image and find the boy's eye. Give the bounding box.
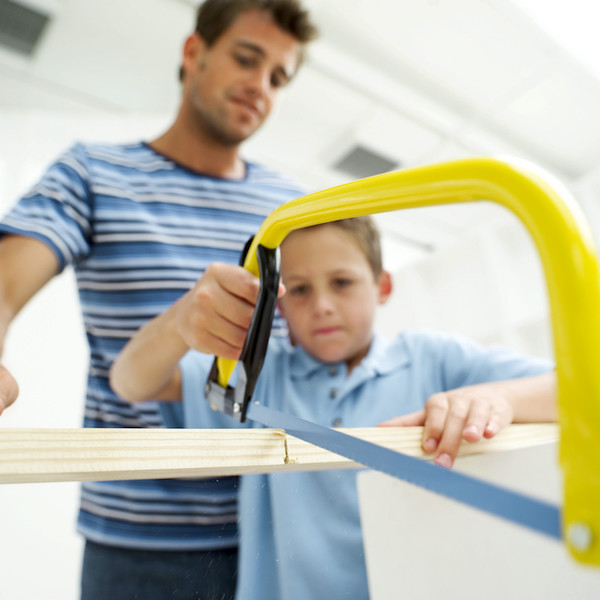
[289,284,309,297]
[333,278,352,289]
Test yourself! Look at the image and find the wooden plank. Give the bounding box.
[0,424,559,484]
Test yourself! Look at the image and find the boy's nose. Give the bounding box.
[312,292,335,315]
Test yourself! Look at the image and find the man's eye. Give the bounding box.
[235,54,255,67]
[270,73,287,88]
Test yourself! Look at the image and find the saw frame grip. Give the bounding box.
[204,241,280,422]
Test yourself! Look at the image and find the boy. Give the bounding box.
[111,216,555,599]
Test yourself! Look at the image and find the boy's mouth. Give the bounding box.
[313,326,342,336]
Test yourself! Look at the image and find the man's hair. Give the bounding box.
[179,0,318,81]
[309,216,383,279]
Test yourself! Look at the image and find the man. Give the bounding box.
[0,1,318,599]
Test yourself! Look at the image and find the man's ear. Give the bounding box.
[377,270,393,305]
[181,32,205,79]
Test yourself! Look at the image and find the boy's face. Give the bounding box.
[182,9,301,145]
[279,225,392,373]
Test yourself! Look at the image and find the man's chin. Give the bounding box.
[219,126,260,147]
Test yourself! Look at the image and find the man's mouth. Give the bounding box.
[231,97,261,118]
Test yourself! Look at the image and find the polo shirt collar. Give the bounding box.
[289,332,412,379]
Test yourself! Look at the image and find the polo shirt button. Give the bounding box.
[329,388,338,399]
[328,367,338,376]
[332,417,342,427]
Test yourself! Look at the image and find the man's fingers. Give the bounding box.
[0,366,19,415]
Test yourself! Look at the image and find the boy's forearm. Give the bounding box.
[110,302,189,403]
[503,371,557,423]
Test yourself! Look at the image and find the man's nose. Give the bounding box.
[245,67,271,98]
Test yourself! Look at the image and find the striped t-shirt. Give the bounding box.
[0,141,306,549]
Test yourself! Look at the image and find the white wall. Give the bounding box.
[375,206,553,360]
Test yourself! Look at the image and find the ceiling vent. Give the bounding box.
[333,145,399,180]
[0,0,51,56]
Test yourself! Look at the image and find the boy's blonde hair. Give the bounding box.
[307,216,383,278]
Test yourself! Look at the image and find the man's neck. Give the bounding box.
[149,120,246,180]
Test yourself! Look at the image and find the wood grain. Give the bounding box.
[0,423,559,484]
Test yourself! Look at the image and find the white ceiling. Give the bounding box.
[2,0,600,269]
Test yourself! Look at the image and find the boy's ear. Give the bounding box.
[276,299,286,319]
[377,270,393,305]
[276,299,298,346]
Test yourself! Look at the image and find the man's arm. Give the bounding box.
[0,235,60,412]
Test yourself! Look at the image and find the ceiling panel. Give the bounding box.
[26,0,189,111]
[352,105,442,167]
[492,65,600,174]
[358,0,553,109]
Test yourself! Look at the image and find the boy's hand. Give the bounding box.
[0,365,19,415]
[175,263,260,359]
[378,385,515,468]
[174,263,286,360]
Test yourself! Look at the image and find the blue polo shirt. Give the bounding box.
[171,329,552,600]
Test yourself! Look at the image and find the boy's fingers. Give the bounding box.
[377,410,426,428]
[429,394,472,467]
[483,404,512,438]
[461,398,491,443]
[213,289,258,331]
[214,263,261,304]
[203,316,250,357]
[433,418,465,468]
[421,393,450,452]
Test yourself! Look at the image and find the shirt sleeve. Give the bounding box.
[0,143,93,271]
[403,329,553,391]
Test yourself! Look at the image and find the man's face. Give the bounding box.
[279,225,390,373]
[182,9,302,146]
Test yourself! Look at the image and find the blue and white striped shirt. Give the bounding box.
[0,141,306,549]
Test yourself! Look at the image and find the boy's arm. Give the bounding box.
[379,371,556,468]
[0,235,60,414]
[109,262,262,403]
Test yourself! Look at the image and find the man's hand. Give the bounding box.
[0,365,19,415]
